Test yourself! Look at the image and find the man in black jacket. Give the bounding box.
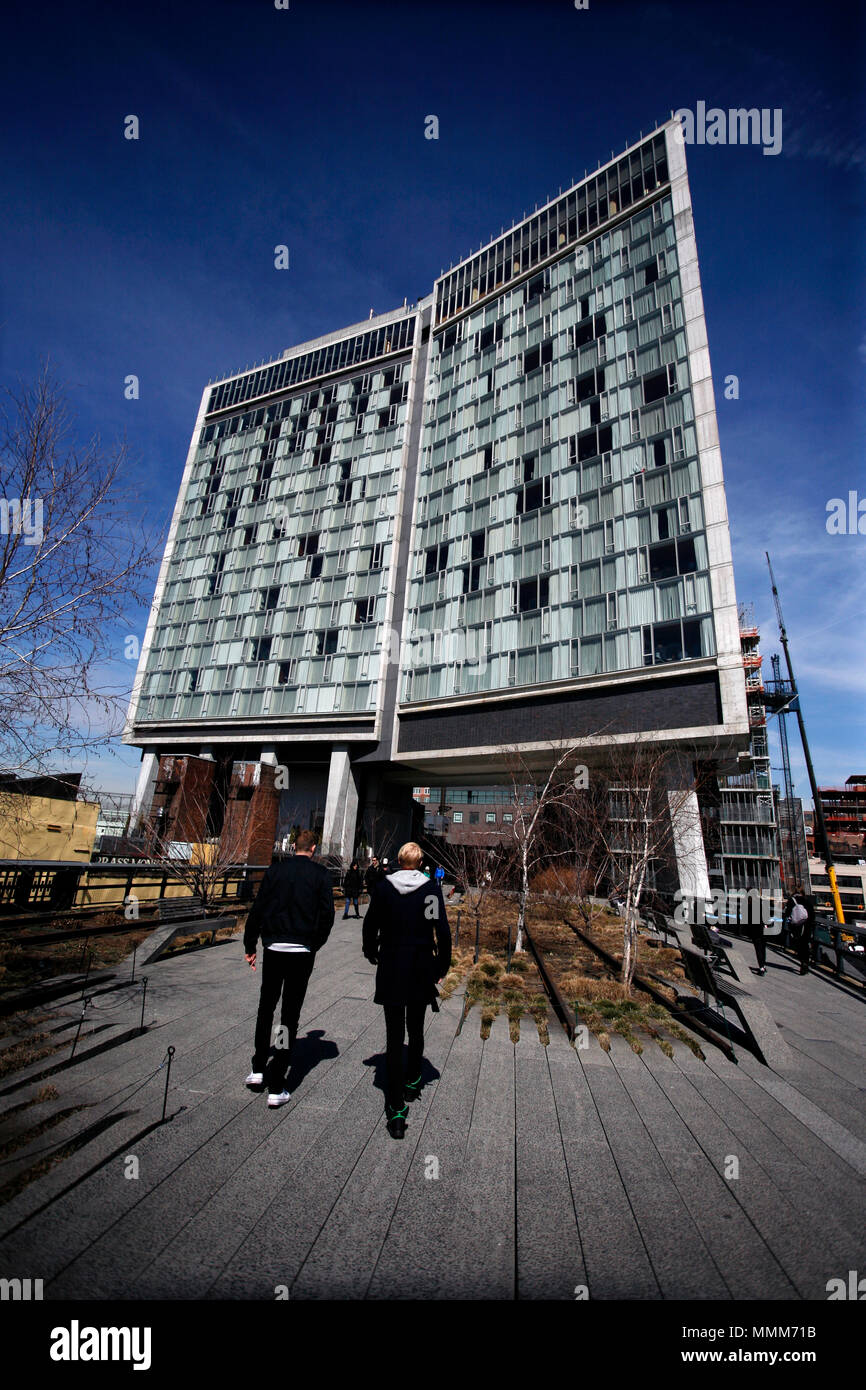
[243,829,335,1106]
[364,856,384,896]
[362,841,451,1140]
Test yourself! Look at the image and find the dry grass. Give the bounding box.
[0,1031,68,1080]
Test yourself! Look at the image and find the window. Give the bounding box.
[462,560,485,593]
[307,554,323,579]
[278,659,297,685]
[516,477,550,514]
[243,525,256,546]
[354,597,374,624]
[298,532,319,557]
[452,811,464,823]
[502,812,513,823]
[516,576,549,612]
[316,628,338,655]
[425,542,449,574]
[260,586,280,611]
[469,812,480,825]
[643,370,668,404]
[251,636,272,663]
[485,812,497,824]
[370,541,384,569]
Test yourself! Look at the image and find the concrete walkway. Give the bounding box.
[0,912,863,1300]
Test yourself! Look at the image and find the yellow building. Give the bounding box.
[0,776,99,861]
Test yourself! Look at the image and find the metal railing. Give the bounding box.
[0,859,267,920]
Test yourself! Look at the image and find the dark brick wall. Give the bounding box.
[396,672,722,755]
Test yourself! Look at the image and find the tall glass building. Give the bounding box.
[125,119,749,879]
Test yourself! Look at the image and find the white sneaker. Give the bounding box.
[245,1072,264,1087]
[267,1090,291,1108]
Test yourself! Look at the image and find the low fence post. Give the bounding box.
[161,1045,175,1121]
[81,947,93,997]
[139,976,149,1033]
[70,997,92,1060]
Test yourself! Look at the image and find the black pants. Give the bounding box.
[795,923,814,969]
[749,926,766,969]
[383,1002,426,1110]
[252,949,315,1092]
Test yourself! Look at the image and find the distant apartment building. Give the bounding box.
[806,776,866,918]
[701,612,780,895]
[416,785,517,847]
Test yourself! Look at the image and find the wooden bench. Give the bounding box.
[689,919,745,980]
[138,898,237,965]
[644,909,683,947]
[677,944,790,1069]
[157,895,204,923]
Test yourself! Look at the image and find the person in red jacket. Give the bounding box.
[362,842,451,1139]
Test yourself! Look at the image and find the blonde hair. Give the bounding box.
[397,841,424,868]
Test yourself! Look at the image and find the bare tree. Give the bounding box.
[533,772,614,929]
[0,368,162,774]
[500,742,595,961]
[585,740,705,990]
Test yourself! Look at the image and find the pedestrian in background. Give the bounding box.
[785,885,816,975]
[342,859,362,919]
[364,856,384,896]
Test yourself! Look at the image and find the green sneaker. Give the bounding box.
[386,1103,407,1140]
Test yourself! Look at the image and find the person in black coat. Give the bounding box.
[364,856,384,895]
[362,841,451,1140]
[243,829,335,1105]
[784,885,817,975]
[342,860,362,918]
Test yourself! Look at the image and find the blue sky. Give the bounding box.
[1,0,863,799]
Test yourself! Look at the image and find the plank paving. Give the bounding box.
[0,913,863,1300]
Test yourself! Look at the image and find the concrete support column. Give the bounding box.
[322,746,359,864]
[667,783,711,902]
[130,749,159,831]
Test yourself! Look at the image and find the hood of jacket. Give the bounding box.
[387,869,429,895]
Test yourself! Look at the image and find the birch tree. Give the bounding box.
[0,368,161,773]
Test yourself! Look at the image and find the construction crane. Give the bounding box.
[770,653,806,890]
[766,554,845,923]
